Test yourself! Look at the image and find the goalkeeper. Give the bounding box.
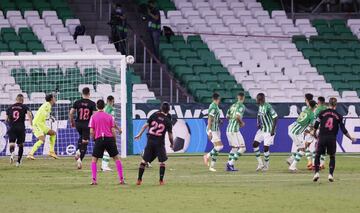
[27,94,58,160]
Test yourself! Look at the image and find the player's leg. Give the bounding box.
[27,125,46,159]
[16,130,25,166]
[91,139,105,185]
[289,134,305,171]
[9,143,16,164]
[205,131,223,172]
[227,132,245,171]
[101,151,112,171]
[286,126,296,165]
[75,124,83,161]
[137,141,154,185]
[262,133,274,171]
[106,138,124,184]
[253,130,264,171]
[47,129,57,158]
[327,139,337,182]
[77,127,90,169]
[157,144,168,185]
[313,139,325,182]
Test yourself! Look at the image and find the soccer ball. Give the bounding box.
[165,119,191,153]
[126,55,135,64]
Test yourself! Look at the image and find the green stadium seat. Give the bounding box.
[312,19,328,27]
[0,42,10,52]
[302,49,320,58]
[310,57,328,66]
[194,66,212,75]
[199,74,217,83]
[47,68,63,76]
[179,49,198,59]
[187,35,202,44]
[174,66,193,79]
[21,33,39,42]
[11,68,27,77]
[319,49,338,57]
[181,74,201,86]
[161,49,180,61]
[187,82,207,94]
[27,41,45,53]
[338,49,355,58]
[186,58,206,68]
[169,35,185,43]
[167,58,187,70]
[173,41,190,51]
[9,41,27,53]
[333,65,352,74]
[65,68,81,76]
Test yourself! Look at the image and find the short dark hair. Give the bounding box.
[329,97,337,107]
[82,87,90,95]
[309,100,317,108]
[45,94,53,102]
[107,95,114,102]
[238,92,245,97]
[16,94,24,99]
[318,96,325,104]
[97,99,105,110]
[305,93,314,101]
[161,102,170,113]
[212,93,220,100]
[257,93,265,99]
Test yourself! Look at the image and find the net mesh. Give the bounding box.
[0,55,125,157]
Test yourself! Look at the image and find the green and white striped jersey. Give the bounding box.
[226,101,245,132]
[290,108,315,135]
[208,102,220,131]
[314,104,327,119]
[257,102,278,133]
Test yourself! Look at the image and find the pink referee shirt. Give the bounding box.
[89,111,115,139]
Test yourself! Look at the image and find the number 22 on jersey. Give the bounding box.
[149,121,165,136]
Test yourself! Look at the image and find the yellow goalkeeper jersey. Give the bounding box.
[33,102,52,125]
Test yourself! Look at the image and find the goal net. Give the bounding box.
[0,53,129,158]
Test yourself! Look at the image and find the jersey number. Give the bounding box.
[325,117,334,131]
[13,111,20,122]
[79,108,90,120]
[149,121,165,136]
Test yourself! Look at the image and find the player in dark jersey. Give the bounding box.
[69,87,96,169]
[134,102,174,185]
[312,97,356,182]
[6,94,32,166]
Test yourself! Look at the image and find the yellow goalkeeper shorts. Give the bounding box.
[33,123,50,138]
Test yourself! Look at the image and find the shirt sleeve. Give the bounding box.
[111,116,115,127]
[167,119,173,134]
[147,113,155,124]
[268,104,278,118]
[88,116,94,128]
[339,115,348,135]
[208,107,215,117]
[72,101,77,109]
[314,111,323,130]
[6,107,11,116]
[236,106,244,117]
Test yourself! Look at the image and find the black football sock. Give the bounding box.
[138,162,146,181]
[18,145,24,163]
[77,137,82,151]
[329,155,335,175]
[314,153,321,173]
[159,163,166,182]
[80,142,88,161]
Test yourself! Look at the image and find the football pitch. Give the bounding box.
[1,154,360,213]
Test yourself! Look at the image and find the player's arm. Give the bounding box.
[339,117,356,142]
[226,109,230,119]
[27,110,33,126]
[134,123,149,140]
[90,128,95,140]
[270,106,278,136]
[69,108,76,128]
[207,114,214,139]
[168,132,174,150]
[112,127,116,142]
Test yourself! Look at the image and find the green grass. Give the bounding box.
[1,155,360,213]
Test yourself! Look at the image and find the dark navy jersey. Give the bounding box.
[315,109,348,137]
[72,98,96,123]
[6,103,29,128]
[147,111,172,141]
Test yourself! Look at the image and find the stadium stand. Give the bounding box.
[157,0,360,102]
[0,0,158,104]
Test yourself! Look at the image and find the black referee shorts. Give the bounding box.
[142,138,168,163]
[92,137,119,158]
[8,126,26,144]
[316,136,337,156]
[76,122,90,141]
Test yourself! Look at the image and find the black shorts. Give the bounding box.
[92,137,119,158]
[142,137,168,163]
[76,122,90,141]
[316,136,337,156]
[8,126,25,144]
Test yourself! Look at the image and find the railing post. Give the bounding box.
[99,0,103,20]
[170,79,173,103]
[143,47,146,79]
[108,1,111,22]
[94,0,97,13]
[150,57,153,87]
[176,88,179,103]
[133,34,137,61]
[160,66,163,96]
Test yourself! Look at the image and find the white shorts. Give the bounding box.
[288,124,305,149]
[210,131,221,143]
[226,132,245,147]
[254,130,274,146]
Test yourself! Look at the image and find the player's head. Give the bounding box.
[256,93,265,105]
[308,100,317,110]
[329,97,337,109]
[45,94,56,105]
[317,96,325,105]
[16,94,24,103]
[237,92,245,103]
[212,93,220,105]
[305,93,313,105]
[82,87,90,98]
[161,102,170,114]
[107,95,115,106]
[96,99,105,110]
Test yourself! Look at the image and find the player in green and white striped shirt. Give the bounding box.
[203,93,223,172]
[253,93,278,171]
[288,100,316,172]
[225,92,246,172]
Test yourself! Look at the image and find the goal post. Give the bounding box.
[0,53,130,158]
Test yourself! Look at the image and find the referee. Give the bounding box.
[89,99,124,185]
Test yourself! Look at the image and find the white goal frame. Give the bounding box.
[0,53,129,158]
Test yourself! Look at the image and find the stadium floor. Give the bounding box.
[0,154,360,213]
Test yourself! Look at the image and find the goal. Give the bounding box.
[0,53,130,158]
